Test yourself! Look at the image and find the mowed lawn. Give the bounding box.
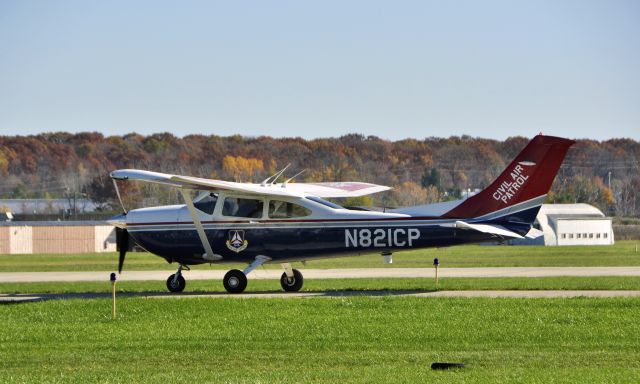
[4,276,640,295]
[1,240,640,272]
[1,297,639,383]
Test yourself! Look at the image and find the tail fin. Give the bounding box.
[442,134,574,220]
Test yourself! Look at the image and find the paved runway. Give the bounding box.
[2,267,640,282]
[2,289,640,303]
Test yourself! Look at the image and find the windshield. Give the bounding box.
[306,196,343,209]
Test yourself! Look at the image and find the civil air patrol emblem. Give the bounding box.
[226,230,248,253]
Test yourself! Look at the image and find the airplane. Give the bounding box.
[108,134,574,294]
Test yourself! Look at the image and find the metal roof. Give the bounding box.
[538,203,605,218]
[0,221,111,227]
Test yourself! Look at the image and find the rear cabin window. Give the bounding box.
[222,197,264,218]
[193,193,217,215]
[268,200,312,219]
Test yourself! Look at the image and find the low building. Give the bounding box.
[511,203,614,246]
[0,199,100,215]
[0,221,116,254]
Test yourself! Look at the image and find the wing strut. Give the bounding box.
[179,189,222,261]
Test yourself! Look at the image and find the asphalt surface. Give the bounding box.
[2,267,640,282]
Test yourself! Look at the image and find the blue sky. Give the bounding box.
[0,0,638,140]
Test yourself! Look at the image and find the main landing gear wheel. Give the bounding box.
[224,269,248,294]
[166,274,186,293]
[280,269,303,292]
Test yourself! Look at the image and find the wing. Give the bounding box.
[110,169,296,197]
[279,182,390,198]
[110,169,390,198]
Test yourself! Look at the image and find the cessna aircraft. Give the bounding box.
[109,134,574,293]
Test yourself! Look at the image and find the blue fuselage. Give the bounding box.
[128,218,496,265]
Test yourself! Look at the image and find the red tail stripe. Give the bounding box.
[442,135,575,219]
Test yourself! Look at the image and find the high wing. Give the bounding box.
[110,169,390,198]
[278,182,390,198]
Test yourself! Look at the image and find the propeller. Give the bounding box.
[115,227,129,274]
[111,177,130,274]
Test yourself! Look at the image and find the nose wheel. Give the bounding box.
[166,265,188,293]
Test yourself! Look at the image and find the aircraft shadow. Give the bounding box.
[0,289,437,303]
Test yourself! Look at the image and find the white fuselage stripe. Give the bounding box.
[127,196,545,233]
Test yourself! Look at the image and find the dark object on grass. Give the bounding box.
[431,362,466,370]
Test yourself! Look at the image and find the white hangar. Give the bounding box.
[511,203,614,246]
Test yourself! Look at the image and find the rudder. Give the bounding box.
[442,134,574,220]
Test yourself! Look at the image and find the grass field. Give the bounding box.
[4,276,640,295]
[3,242,640,382]
[1,241,639,272]
[1,296,639,383]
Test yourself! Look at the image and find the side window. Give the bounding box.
[193,193,217,215]
[268,200,312,219]
[222,197,264,218]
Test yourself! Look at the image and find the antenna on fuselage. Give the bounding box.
[282,169,306,187]
[261,164,290,186]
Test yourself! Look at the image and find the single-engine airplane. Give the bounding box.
[109,134,574,293]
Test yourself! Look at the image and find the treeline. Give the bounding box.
[0,132,638,217]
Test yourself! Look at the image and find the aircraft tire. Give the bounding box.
[223,269,247,294]
[166,274,186,293]
[280,269,303,292]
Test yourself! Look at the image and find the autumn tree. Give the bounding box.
[391,182,440,207]
[222,155,264,182]
[0,132,639,218]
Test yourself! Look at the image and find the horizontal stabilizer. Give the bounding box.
[455,221,524,239]
[524,227,544,239]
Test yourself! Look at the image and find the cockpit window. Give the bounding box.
[193,193,217,215]
[268,200,312,219]
[222,197,264,218]
[306,196,343,209]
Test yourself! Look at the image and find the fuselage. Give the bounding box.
[116,192,495,266]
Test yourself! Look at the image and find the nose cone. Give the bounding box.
[107,213,127,229]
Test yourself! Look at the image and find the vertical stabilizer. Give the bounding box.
[442,135,574,219]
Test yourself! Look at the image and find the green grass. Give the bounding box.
[1,241,640,272]
[3,276,640,295]
[1,296,639,383]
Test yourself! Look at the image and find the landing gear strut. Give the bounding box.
[167,265,188,293]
